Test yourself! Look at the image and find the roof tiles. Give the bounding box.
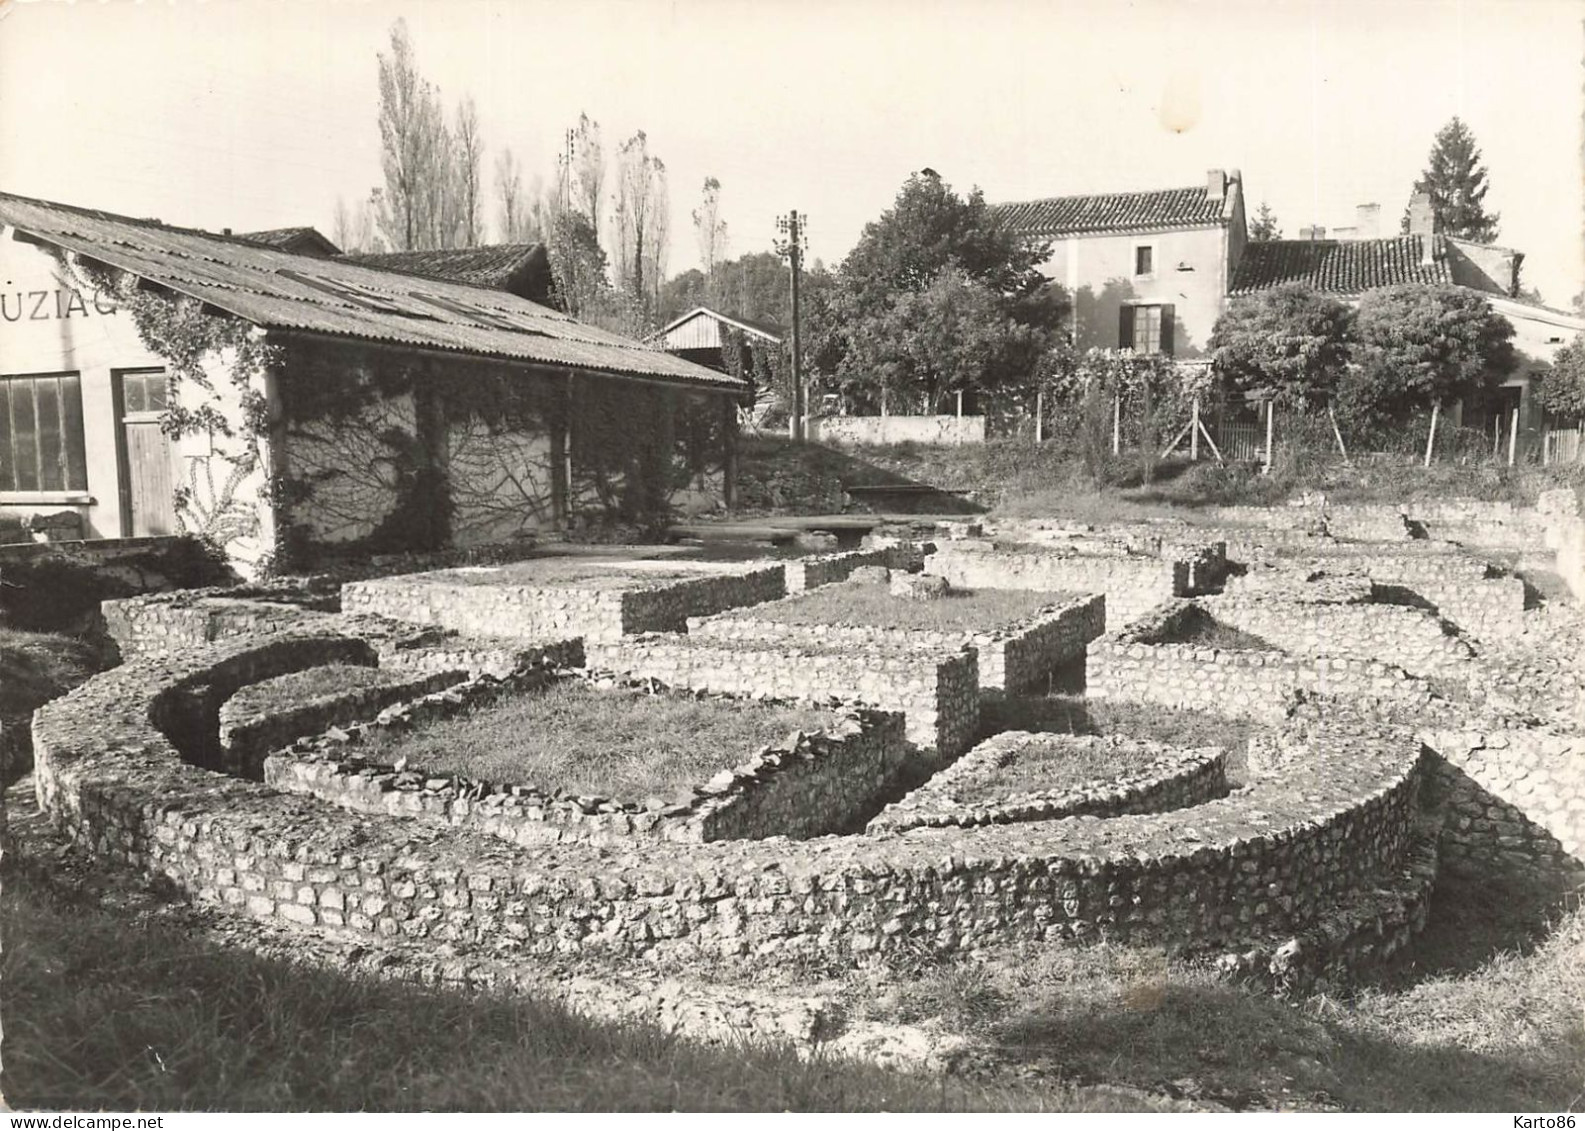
[991,185,1226,237]
[1229,236,1454,295]
[343,244,547,290]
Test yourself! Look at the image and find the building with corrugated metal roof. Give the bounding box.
[0,192,746,574]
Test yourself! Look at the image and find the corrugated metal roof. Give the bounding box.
[0,192,745,393]
[1230,236,1454,295]
[991,185,1227,236]
[342,244,546,290]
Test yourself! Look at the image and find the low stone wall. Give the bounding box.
[218,665,466,779]
[1420,728,1585,883]
[1087,601,1430,720]
[782,548,893,593]
[807,413,986,446]
[0,534,232,633]
[687,593,1104,693]
[104,594,338,661]
[868,732,1227,833]
[924,545,1184,631]
[266,687,906,847]
[341,564,786,643]
[991,523,1229,595]
[585,635,980,757]
[31,638,1429,967]
[1200,593,1475,677]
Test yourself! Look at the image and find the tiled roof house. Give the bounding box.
[992,169,1249,359]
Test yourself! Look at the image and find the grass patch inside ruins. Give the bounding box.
[352,681,842,801]
[947,738,1167,805]
[743,581,1072,634]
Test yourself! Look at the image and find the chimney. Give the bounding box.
[1207,169,1226,203]
[1353,203,1381,239]
[1407,193,1436,238]
[222,227,233,236]
[1300,225,1327,241]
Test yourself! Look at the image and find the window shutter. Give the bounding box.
[1160,304,1176,356]
[1118,305,1136,349]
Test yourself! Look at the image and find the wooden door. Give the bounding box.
[116,370,177,537]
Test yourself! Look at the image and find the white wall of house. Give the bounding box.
[0,233,166,538]
[1034,225,1231,359]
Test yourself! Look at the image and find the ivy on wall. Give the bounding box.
[53,254,280,561]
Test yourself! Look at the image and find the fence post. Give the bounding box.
[1508,408,1520,466]
[1423,401,1440,468]
[1190,397,1200,461]
[1263,398,1274,475]
[1035,389,1044,443]
[1112,393,1121,455]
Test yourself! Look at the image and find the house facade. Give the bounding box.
[992,169,1248,359]
[0,193,745,573]
[1230,193,1585,432]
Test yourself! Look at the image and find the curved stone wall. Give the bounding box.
[867,732,1228,833]
[34,632,1427,969]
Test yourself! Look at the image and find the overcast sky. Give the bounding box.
[2,0,1581,304]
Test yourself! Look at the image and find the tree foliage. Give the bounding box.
[1534,333,1585,422]
[613,130,669,322]
[1346,284,1516,422]
[1401,117,1500,242]
[693,177,728,281]
[1208,284,1353,408]
[1248,202,1281,243]
[808,171,1056,410]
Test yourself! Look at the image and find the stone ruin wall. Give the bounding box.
[781,543,930,593]
[923,545,1186,631]
[341,564,787,644]
[1419,728,1585,884]
[219,665,467,779]
[868,732,1228,834]
[264,674,907,847]
[31,631,1434,989]
[686,593,1105,693]
[1087,602,1431,720]
[584,635,980,758]
[1199,593,1475,677]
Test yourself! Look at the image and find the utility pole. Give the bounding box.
[776,210,807,441]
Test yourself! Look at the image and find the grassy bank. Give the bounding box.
[0,862,1150,1112]
[733,435,1585,518]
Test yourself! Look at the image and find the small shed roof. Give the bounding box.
[653,307,785,344]
[342,244,551,296]
[240,226,342,257]
[0,192,744,393]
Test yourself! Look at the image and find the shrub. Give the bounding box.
[1209,284,1354,408]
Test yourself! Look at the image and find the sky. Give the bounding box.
[1,0,1581,305]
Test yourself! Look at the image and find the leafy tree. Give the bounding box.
[1345,284,1517,426]
[1248,202,1281,243]
[1208,284,1353,408]
[1400,117,1500,242]
[1535,333,1585,422]
[809,172,1054,409]
[832,268,1049,412]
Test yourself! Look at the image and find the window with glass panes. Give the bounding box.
[1118,304,1174,356]
[0,372,88,493]
[119,369,169,416]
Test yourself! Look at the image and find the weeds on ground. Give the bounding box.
[349,682,842,801]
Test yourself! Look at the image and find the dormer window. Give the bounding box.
[1134,245,1155,277]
